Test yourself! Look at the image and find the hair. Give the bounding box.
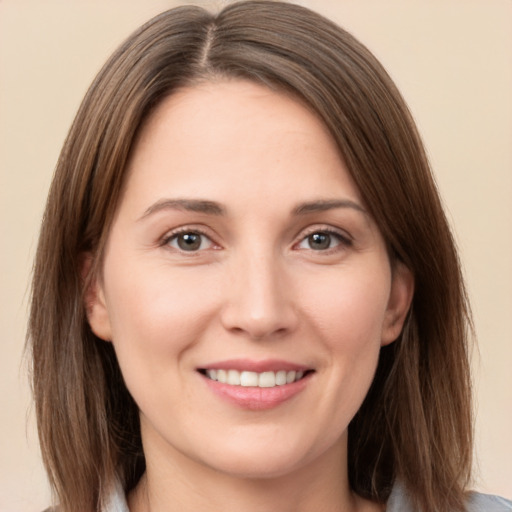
[28,2,473,511]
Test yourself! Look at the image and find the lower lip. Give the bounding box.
[201,373,312,410]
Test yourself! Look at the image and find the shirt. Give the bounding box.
[101,478,512,512]
[387,481,512,511]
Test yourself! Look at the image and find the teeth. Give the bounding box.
[259,371,275,388]
[204,369,307,388]
[240,371,258,387]
[227,369,240,385]
[275,370,287,386]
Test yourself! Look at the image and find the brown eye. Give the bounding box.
[167,231,213,252]
[177,233,201,251]
[307,232,332,250]
[296,229,352,252]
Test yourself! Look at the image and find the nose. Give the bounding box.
[220,250,298,340]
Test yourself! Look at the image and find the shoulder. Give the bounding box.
[387,482,512,511]
[466,491,512,511]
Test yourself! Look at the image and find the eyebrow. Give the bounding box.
[292,199,367,216]
[139,198,225,220]
[139,197,366,221]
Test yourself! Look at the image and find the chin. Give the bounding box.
[193,432,335,481]
[208,453,307,480]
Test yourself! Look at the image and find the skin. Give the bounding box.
[87,80,413,512]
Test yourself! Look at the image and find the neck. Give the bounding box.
[128,434,381,512]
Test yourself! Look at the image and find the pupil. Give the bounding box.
[309,232,330,250]
[178,233,201,251]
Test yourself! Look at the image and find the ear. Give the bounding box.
[81,253,112,341]
[381,261,414,346]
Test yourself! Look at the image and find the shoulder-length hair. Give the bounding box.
[29,2,473,511]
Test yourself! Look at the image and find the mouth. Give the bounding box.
[197,361,315,410]
[198,368,313,388]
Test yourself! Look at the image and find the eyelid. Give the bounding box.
[297,225,353,243]
[158,223,352,254]
[293,224,353,252]
[160,225,221,252]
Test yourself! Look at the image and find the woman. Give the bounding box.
[28,2,511,511]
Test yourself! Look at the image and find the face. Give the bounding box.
[88,80,413,480]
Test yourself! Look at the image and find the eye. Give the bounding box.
[165,230,214,252]
[296,229,351,251]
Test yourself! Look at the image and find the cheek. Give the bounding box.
[102,259,224,417]
[301,265,391,349]
[300,266,391,414]
[102,256,221,369]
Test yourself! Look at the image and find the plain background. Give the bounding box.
[1,1,511,510]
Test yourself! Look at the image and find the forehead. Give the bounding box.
[134,80,338,162]
[122,79,363,214]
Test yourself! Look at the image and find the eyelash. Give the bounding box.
[161,227,217,254]
[294,226,353,253]
[160,225,353,254]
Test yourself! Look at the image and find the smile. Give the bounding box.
[202,369,306,388]
[198,361,314,410]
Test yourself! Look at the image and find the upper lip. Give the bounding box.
[198,359,312,373]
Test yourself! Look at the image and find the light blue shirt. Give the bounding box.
[101,478,512,511]
[387,481,512,511]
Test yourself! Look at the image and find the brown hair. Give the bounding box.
[28,2,473,511]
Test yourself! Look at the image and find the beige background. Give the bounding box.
[1,1,511,510]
